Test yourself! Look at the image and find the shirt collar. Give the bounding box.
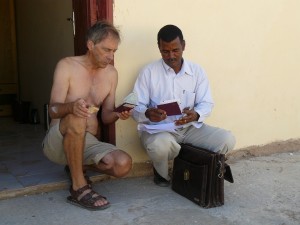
[161,59,193,77]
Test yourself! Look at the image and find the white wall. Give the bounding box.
[113,0,300,162]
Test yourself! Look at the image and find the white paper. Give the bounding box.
[137,123,181,134]
[160,98,180,104]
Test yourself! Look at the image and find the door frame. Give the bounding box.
[72,0,115,145]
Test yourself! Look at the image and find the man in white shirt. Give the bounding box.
[132,24,236,187]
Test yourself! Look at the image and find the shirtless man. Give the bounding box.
[43,21,132,210]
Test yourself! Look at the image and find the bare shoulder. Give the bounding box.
[106,64,118,74]
[105,64,118,79]
[56,56,81,69]
[54,56,84,78]
[97,64,118,85]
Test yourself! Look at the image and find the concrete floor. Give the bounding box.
[0,151,300,225]
[0,117,300,225]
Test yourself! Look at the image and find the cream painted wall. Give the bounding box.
[113,0,300,162]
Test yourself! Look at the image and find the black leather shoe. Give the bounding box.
[153,168,170,187]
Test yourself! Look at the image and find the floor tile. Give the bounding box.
[0,117,65,191]
[0,172,23,191]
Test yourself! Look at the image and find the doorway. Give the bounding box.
[0,0,114,196]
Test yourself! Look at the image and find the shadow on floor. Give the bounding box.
[0,117,67,192]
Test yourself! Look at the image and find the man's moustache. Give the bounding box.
[168,58,176,62]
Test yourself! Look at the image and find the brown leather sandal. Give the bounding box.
[67,185,110,210]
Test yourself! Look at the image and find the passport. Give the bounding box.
[157,101,182,116]
[113,103,135,113]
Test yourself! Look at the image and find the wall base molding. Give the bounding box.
[227,138,300,163]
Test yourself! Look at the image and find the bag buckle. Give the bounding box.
[184,169,190,180]
[217,160,224,178]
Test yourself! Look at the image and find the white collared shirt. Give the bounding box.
[132,58,214,129]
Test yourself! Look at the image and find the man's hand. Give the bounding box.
[116,110,132,120]
[145,108,167,122]
[175,108,199,126]
[72,98,91,118]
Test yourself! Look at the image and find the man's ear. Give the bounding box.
[157,39,162,51]
[182,40,186,51]
[87,40,94,50]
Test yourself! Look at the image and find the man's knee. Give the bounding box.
[146,137,180,161]
[114,151,132,177]
[220,131,236,154]
[100,150,132,177]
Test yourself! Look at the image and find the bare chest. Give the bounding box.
[68,72,111,106]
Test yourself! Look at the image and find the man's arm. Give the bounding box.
[101,68,131,124]
[193,68,214,123]
[48,58,89,119]
[132,68,152,123]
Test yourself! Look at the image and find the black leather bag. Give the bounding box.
[172,143,233,208]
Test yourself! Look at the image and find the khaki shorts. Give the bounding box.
[42,123,118,165]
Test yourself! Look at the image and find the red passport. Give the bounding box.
[157,102,182,116]
[113,103,135,113]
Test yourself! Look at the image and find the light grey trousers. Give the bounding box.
[140,124,236,180]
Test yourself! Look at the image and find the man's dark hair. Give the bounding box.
[86,20,120,44]
[157,24,184,43]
